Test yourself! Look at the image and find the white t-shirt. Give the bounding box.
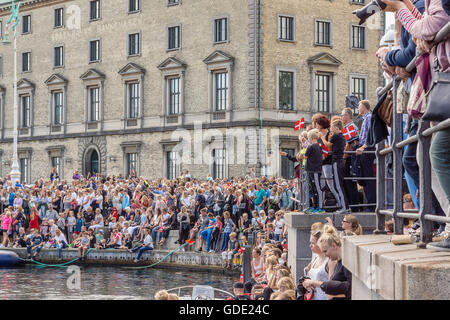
[54,233,67,244]
[275,219,284,235]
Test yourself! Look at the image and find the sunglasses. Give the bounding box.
[342,220,350,223]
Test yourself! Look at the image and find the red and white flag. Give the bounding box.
[295,118,305,131]
[341,124,357,141]
[320,144,329,158]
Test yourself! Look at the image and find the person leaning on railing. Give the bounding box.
[383,0,450,250]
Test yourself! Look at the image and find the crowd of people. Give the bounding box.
[376,0,450,250]
[0,171,293,264]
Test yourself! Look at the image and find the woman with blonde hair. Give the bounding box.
[155,290,169,300]
[341,214,362,237]
[264,255,278,286]
[277,276,295,292]
[302,225,352,300]
[302,225,330,300]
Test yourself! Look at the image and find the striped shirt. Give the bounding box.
[397,7,423,33]
[358,112,372,147]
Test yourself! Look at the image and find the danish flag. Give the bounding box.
[295,118,305,131]
[320,144,329,158]
[341,124,357,141]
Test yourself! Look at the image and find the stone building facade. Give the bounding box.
[0,0,383,182]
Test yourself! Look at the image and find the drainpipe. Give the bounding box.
[256,0,264,176]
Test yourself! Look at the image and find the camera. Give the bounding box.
[353,0,387,25]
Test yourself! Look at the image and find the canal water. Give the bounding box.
[0,266,236,300]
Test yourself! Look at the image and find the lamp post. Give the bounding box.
[3,0,22,185]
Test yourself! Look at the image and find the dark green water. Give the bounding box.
[0,266,236,300]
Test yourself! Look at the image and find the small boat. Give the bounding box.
[166,285,235,300]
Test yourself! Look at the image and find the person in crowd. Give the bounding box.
[50,228,68,259]
[78,231,90,259]
[314,114,342,209]
[301,226,329,300]
[221,232,240,269]
[130,228,153,262]
[382,0,450,250]
[302,129,325,214]
[232,282,251,300]
[26,228,44,260]
[302,225,352,300]
[340,107,361,212]
[328,120,349,214]
[355,100,377,212]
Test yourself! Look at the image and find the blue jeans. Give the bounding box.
[403,120,445,216]
[51,241,67,258]
[274,233,281,242]
[151,226,162,243]
[430,128,450,232]
[201,228,213,251]
[132,245,153,260]
[220,232,230,252]
[27,244,42,256]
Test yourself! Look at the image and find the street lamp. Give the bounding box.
[3,0,21,185]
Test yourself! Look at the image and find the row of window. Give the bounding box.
[20,0,179,33]
[278,70,367,112]
[279,16,367,50]
[15,69,365,129]
[15,20,225,72]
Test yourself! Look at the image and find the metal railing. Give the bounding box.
[374,21,450,246]
[295,150,379,212]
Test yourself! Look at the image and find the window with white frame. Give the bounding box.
[351,0,365,4]
[168,77,181,115]
[89,40,101,62]
[128,82,140,118]
[168,26,181,50]
[89,87,100,122]
[20,158,29,183]
[212,148,226,180]
[167,0,179,6]
[215,71,228,111]
[214,17,228,43]
[350,76,367,101]
[54,8,64,28]
[126,153,138,176]
[22,52,31,72]
[166,151,180,179]
[22,15,31,34]
[90,0,101,20]
[278,15,294,41]
[351,25,366,49]
[21,95,31,128]
[53,91,63,125]
[128,33,140,56]
[315,20,331,46]
[315,74,331,113]
[54,46,64,68]
[128,0,140,12]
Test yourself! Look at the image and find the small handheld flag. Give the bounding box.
[295,118,305,131]
[320,144,329,158]
[341,124,357,141]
